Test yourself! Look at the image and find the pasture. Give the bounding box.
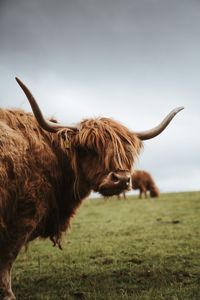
[13,191,200,300]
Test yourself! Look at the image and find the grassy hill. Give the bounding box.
[13,191,200,299]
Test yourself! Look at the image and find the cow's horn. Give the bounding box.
[15,77,78,133]
[135,107,184,140]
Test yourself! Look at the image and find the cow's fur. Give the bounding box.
[132,170,160,198]
[0,108,142,299]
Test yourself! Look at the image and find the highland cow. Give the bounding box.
[0,78,183,299]
[132,170,160,198]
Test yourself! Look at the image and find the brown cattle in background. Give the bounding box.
[0,78,183,299]
[132,170,160,198]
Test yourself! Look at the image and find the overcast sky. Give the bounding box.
[0,0,199,192]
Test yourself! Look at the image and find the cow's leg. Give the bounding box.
[0,218,38,300]
[141,186,147,198]
[0,260,15,300]
[0,233,31,300]
[139,186,146,199]
[0,241,21,300]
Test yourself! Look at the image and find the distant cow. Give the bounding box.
[132,170,160,198]
[0,78,183,299]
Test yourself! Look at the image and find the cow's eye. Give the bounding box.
[77,147,97,158]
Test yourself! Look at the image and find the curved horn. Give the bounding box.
[15,77,78,133]
[135,107,184,140]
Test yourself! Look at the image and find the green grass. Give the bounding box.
[13,191,200,300]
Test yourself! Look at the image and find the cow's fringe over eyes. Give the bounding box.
[78,117,142,167]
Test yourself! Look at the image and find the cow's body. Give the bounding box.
[132,170,160,198]
[0,109,141,299]
[0,78,183,299]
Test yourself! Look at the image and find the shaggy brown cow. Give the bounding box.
[0,78,183,299]
[132,170,160,198]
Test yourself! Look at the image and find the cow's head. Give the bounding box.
[150,186,160,198]
[16,77,183,197]
[64,117,142,196]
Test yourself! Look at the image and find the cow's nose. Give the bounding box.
[110,172,131,187]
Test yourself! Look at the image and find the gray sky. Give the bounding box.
[0,0,199,192]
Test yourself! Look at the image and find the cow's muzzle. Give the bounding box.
[98,171,132,196]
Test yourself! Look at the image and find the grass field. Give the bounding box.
[13,191,200,300]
